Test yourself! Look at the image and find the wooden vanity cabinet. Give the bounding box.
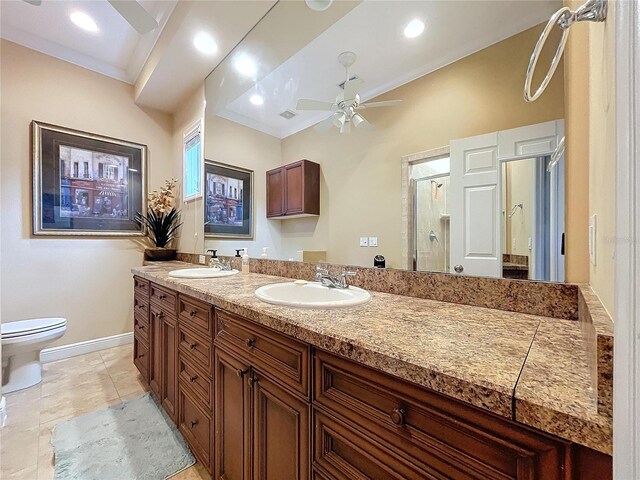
[214,308,311,480]
[133,276,150,383]
[267,159,320,218]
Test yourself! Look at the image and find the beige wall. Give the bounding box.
[588,3,616,315]
[202,116,283,257]
[280,23,565,268]
[0,40,174,346]
[172,85,206,254]
[503,160,534,258]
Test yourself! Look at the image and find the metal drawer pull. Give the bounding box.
[189,309,197,317]
[390,407,406,426]
[246,338,256,348]
[189,342,197,350]
[190,420,198,428]
[248,376,257,387]
[236,369,247,378]
[189,375,198,383]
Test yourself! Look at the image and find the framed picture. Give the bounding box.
[204,161,253,239]
[32,121,147,236]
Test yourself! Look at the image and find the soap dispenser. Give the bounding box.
[242,248,250,273]
[261,247,269,259]
[235,249,242,258]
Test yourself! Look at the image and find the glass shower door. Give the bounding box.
[413,175,450,272]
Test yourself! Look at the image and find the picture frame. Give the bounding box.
[204,160,253,239]
[32,121,147,236]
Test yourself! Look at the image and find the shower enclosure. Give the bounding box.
[411,158,451,273]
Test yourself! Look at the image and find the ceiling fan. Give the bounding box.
[22,0,158,35]
[296,51,402,134]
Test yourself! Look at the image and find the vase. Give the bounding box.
[144,247,177,261]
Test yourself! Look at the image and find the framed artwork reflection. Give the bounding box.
[204,161,253,239]
[32,121,147,236]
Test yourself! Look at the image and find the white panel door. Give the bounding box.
[450,132,500,277]
[497,120,558,160]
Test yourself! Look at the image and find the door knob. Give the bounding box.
[454,264,464,273]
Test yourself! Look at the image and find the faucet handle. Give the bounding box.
[339,271,357,288]
[315,266,328,281]
[341,271,357,276]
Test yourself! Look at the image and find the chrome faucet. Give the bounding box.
[315,266,357,289]
[207,250,231,270]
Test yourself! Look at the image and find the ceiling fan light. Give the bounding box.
[305,0,333,12]
[333,113,345,128]
[352,113,365,128]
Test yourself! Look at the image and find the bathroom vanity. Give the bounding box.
[131,263,612,479]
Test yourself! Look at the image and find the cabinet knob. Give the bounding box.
[248,376,258,387]
[157,311,164,319]
[190,420,198,428]
[158,294,166,299]
[136,305,144,310]
[189,342,197,350]
[236,369,247,378]
[137,353,144,358]
[189,310,197,317]
[246,338,256,349]
[136,324,144,330]
[390,407,406,426]
[189,375,198,383]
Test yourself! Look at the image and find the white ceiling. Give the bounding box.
[0,0,176,83]
[217,0,561,138]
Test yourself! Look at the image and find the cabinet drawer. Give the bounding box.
[150,283,177,313]
[178,295,213,338]
[313,409,425,480]
[133,295,149,318]
[133,336,149,382]
[179,325,213,373]
[133,276,149,298]
[179,388,212,472]
[178,354,213,411]
[215,309,310,398]
[315,350,569,480]
[133,314,149,343]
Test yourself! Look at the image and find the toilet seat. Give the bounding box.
[1,318,67,339]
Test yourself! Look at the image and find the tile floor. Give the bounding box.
[0,344,211,480]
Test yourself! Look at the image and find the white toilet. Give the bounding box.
[1,318,67,393]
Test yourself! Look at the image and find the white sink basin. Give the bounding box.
[254,281,371,309]
[168,268,239,279]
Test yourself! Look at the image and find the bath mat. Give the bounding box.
[52,393,195,480]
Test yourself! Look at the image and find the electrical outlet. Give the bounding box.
[198,255,206,265]
[589,214,597,266]
[369,236,378,247]
[528,237,532,251]
[359,237,369,247]
[512,238,517,251]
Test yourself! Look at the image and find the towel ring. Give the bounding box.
[547,136,565,172]
[524,0,608,103]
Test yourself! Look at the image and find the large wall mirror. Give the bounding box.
[202,0,567,282]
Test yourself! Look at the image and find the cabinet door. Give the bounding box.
[215,348,251,480]
[252,371,310,480]
[284,162,304,215]
[267,168,284,217]
[149,307,163,398]
[162,315,178,423]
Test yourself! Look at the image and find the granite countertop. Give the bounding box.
[132,261,611,454]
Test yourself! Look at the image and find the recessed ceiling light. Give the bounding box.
[70,11,98,32]
[404,18,425,39]
[193,32,217,55]
[249,94,264,106]
[234,54,257,77]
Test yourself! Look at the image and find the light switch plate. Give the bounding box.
[368,236,378,247]
[589,214,597,266]
[198,255,206,265]
[359,237,369,247]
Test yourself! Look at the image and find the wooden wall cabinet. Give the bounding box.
[267,159,320,218]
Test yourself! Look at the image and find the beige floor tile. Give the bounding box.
[1,463,38,480]
[110,371,149,399]
[100,346,135,378]
[36,421,55,480]
[169,462,211,480]
[0,424,39,474]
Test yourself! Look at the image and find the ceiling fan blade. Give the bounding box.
[358,100,403,109]
[297,99,337,111]
[342,77,364,102]
[22,0,42,5]
[314,114,339,133]
[108,0,158,34]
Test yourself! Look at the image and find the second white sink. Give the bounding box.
[254,281,371,309]
[168,268,239,279]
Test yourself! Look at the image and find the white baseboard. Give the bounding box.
[40,332,133,363]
